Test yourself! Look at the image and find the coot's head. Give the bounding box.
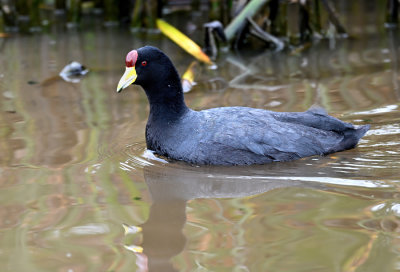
[117,46,178,93]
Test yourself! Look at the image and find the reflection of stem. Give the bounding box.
[339,76,357,109]
[227,56,288,91]
[316,82,331,111]
[342,233,378,272]
[358,74,385,106]
[303,80,316,109]
[230,198,254,268]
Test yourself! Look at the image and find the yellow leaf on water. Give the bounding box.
[182,61,197,83]
[122,223,142,235]
[181,61,198,93]
[124,244,144,253]
[156,19,212,65]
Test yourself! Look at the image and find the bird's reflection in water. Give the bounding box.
[134,161,340,272]
[122,149,395,271]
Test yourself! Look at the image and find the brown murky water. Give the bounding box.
[1,23,400,271]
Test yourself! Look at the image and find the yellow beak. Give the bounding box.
[117,66,137,93]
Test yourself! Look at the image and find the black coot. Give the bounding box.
[117,46,370,165]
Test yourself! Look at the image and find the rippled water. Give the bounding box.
[1,25,400,271]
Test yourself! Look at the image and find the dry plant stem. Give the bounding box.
[320,0,347,34]
[224,0,270,41]
[386,0,399,25]
[0,2,18,29]
[67,0,81,25]
[247,17,284,51]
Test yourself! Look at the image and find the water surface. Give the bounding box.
[1,26,400,271]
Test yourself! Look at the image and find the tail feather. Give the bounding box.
[355,124,370,140]
[341,124,370,150]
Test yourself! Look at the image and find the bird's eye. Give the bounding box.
[141,61,147,66]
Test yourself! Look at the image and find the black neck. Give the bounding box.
[144,80,189,120]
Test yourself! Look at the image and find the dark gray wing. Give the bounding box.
[272,106,354,132]
[194,107,344,164]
